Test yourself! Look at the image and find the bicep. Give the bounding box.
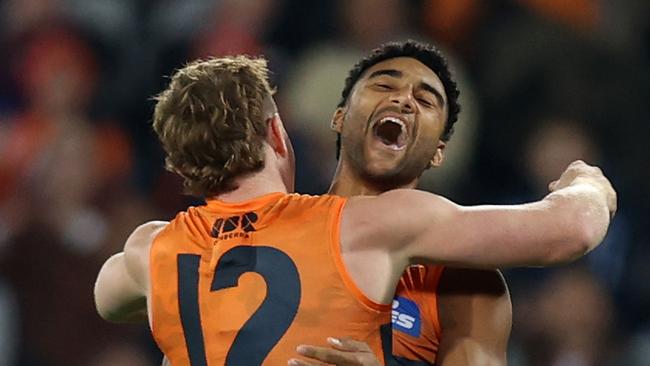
[436,269,511,365]
[94,252,147,322]
[348,191,486,267]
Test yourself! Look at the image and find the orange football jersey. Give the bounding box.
[391,265,444,365]
[149,192,391,365]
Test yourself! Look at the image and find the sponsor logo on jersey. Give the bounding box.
[392,296,421,337]
[211,212,258,240]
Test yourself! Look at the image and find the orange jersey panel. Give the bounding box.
[391,264,444,365]
[149,193,391,365]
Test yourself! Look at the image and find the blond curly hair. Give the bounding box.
[153,56,275,197]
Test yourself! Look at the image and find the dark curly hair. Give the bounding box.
[336,40,461,157]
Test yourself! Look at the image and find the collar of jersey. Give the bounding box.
[203,192,287,213]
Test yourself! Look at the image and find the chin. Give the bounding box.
[364,160,402,177]
[362,166,410,187]
[362,158,428,188]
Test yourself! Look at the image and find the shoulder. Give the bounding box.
[123,221,169,289]
[341,190,458,247]
[288,193,346,206]
[345,189,457,220]
[263,193,345,212]
[124,221,169,253]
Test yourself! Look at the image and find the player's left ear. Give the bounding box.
[429,140,446,168]
[267,114,289,157]
[330,107,346,133]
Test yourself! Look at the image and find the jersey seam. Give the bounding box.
[329,197,392,313]
[431,266,445,340]
[148,225,165,346]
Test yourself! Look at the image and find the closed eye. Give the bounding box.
[417,97,434,108]
[375,83,394,91]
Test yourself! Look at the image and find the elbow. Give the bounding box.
[94,279,148,323]
[94,284,118,323]
[94,268,127,323]
[541,186,611,265]
[95,299,114,322]
[94,284,140,324]
[546,239,590,266]
[570,205,610,258]
[545,214,608,266]
[96,305,117,323]
[94,258,117,322]
[536,241,587,267]
[94,297,139,323]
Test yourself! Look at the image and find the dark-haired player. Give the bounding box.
[291,41,583,365]
[94,54,616,365]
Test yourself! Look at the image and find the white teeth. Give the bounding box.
[379,117,407,134]
[380,117,405,128]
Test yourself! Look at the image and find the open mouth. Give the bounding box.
[372,117,408,150]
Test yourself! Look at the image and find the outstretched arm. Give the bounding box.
[94,221,167,323]
[436,268,511,366]
[343,161,616,269]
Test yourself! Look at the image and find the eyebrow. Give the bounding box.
[419,81,445,108]
[367,68,446,107]
[368,69,403,79]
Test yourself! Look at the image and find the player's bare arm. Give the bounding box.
[344,160,616,272]
[436,268,511,366]
[94,220,168,323]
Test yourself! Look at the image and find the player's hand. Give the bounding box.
[288,337,382,366]
[548,160,617,218]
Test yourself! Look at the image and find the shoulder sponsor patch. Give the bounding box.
[392,296,421,337]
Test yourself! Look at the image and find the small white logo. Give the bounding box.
[392,299,416,329]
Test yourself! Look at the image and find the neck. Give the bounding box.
[211,147,290,202]
[328,159,418,197]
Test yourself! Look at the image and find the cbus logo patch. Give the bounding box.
[211,212,258,240]
[392,296,421,337]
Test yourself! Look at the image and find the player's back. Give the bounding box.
[149,192,390,365]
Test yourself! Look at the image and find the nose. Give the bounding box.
[389,88,415,114]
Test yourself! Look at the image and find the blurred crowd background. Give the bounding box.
[0,0,648,365]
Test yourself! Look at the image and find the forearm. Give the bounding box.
[416,187,609,268]
[544,182,611,253]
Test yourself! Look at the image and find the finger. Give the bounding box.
[593,165,603,175]
[548,180,558,191]
[329,337,372,352]
[288,358,320,366]
[609,188,618,219]
[570,159,586,168]
[297,345,351,364]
